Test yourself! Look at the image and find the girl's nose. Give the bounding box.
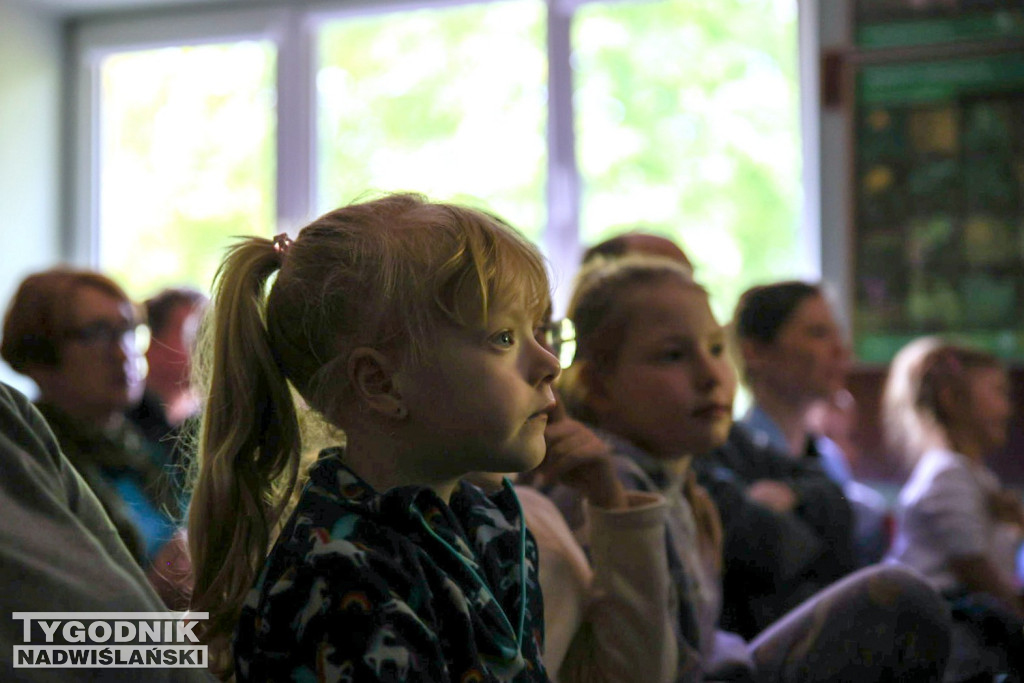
[695,352,723,389]
[531,336,561,386]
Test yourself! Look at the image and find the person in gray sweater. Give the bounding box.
[0,381,211,681]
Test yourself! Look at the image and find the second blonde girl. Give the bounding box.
[550,255,951,682]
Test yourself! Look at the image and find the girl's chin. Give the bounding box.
[498,445,547,475]
[686,433,730,457]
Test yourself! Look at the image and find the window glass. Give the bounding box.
[574,0,800,318]
[317,1,546,241]
[99,41,275,300]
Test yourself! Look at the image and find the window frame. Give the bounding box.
[68,0,816,316]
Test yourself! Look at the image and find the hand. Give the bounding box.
[746,479,798,513]
[521,394,628,510]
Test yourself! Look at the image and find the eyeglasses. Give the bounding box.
[537,318,576,369]
[64,321,151,354]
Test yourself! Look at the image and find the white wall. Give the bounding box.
[799,0,853,331]
[817,0,853,333]
[0,0,63,396]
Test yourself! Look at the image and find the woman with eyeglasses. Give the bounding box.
[1,268,182,576]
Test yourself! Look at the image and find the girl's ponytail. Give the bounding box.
[188,237,302,678]
[185,194,553,678]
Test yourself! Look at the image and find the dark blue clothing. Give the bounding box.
[697,424,856,639]
[234,448,548,682]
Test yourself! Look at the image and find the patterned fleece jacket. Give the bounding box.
[234,448,548,682]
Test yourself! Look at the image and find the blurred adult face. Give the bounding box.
[147,301,202,392]
[41,285,143,422]
[745,293,850,405]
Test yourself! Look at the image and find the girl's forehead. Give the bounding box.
[785,293,830,326]
[630,281,710,315]
[623,283,718,334]
[488,292,549,322]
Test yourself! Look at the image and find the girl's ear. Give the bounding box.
[347,347,406,419]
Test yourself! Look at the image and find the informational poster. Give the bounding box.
[853,53,1024,363]
[855,1,1024,48]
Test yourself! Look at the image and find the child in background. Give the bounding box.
[550,255,950,681]
[885,336,1024,679]
[188,194,558,681]
[470,316,677,683]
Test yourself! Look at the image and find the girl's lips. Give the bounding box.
[530,401,557,419]
[692,404,731,418]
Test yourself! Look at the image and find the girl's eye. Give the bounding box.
[492,330,515,348]
[710,342,725,357]
[806,325,832,339]
[659,348,687,362]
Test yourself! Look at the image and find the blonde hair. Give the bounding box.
[187,193,549,676]
[560,255,722,569]
[561,255,702,422]
[883,336,1002,467]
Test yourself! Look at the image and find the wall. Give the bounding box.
[810,0,1024,487]
[0,1,63,396]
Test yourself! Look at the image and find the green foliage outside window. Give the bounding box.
[99,42,276,301]
[575,0,800,318]
[317,0,547,242]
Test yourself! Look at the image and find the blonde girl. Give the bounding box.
[553,255,950,681]
[885,337,1024,676]
[188,194,560,681]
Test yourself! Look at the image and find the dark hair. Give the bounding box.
[582,234,633,264]
[1,268,133,371]
[144,287,208,338]
[581,231,692,270]
[733,280,822,345]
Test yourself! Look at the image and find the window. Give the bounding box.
[97,41,275,300]
[574,0,800,316]
[317,1,546,241]
[75,0,802,315]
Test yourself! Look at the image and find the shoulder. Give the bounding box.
[908,449,973,487]
[0,384,84,509]
[0,382,35,423]
[900,449,983,509]
[0,383,63,471]
[739,406,788,452]
[589,429,662,492]
[514,485,561,521]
